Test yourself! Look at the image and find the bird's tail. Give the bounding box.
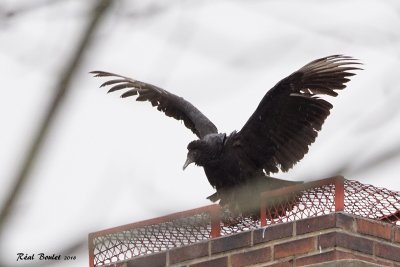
[207,176,303,219]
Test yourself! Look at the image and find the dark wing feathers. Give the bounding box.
[91,71,218,139]
[238,55,361,174]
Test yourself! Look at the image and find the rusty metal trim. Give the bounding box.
[88,176,400,266]
[259,176,344,226]
[89,204,220,238]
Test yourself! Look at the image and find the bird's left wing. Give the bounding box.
[91,71,218,139]
[236,55,361,174]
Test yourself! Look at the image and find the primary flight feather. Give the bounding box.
[91,55,361,217]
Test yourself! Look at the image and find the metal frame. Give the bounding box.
[88,204,220,267]
[259,176,344,226]
[88,176,400,267]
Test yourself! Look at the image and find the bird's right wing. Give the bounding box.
[235,55,361,174]
[91,71,218,139]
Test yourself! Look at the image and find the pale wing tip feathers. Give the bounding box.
[294,55,362,98]
[305,54,362,72]
[90,70,167,99]
[91,70,217,139]
[270,55,361,173]
[307,54,362,65]
[302,55,363,76]
[90,71,124,78]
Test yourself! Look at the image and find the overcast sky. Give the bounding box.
[1,0,400,266]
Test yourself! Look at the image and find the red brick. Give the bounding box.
[274,237,316,259]
[253,222,293,244]
[394,227,400,243]
[169,241,208,264]
[295,250,336,266]
[330,249,392,266]
[189,256,228,267]
[332,249,354,260]
[336,213,355,231]
[354,254,393,266]
[335,249,353,260]
[375,242,400,262]
[331,234,387,263]
[335,232,374,255]
[211,231,251,254]
[356,217,391,240]
[318,232,336,249]
[263,260,293,266]
[296,214,335,235]
[231,247,272,267]
[297,249,392,267]
[126,251,166,267]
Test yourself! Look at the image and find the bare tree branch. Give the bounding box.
[0,0,112,245]
[0,0,64,19]
[323,142,400,179]
[348,143,400,176]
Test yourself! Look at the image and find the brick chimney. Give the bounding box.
[107,213,400,266]
[88,177,400,267]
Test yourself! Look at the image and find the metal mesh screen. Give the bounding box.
[91,212,213,266]
[344,179,400,223]
[264,182,336,225]
[89,177,400,267]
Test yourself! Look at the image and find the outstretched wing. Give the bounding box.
[237,55,361,174]
[91,71,218,139]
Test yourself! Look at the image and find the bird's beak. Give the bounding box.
[182,156,194,170]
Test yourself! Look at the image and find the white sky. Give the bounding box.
[1,0,400,266]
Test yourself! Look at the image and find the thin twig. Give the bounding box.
[0,0,112,239]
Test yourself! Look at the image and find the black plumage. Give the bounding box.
[91,55,361,217]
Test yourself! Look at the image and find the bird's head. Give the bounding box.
[183,140,208,170]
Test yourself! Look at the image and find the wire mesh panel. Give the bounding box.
[219,210,260,235]
[264,182,337,225]
[89,177,400,267]
[89,205,219,266]
[344,179,400,224]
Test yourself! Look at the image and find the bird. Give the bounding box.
[91,55,361,218]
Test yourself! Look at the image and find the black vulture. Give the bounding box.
[91,55,361,217]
